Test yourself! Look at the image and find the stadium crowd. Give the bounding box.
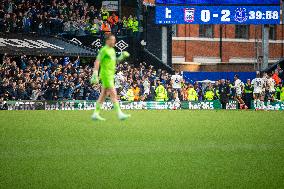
[1,54,284,108]
[0,0,139,36]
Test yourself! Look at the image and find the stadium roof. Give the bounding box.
[0,33,96,57]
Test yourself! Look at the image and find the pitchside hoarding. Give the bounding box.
[155,0,280,5]
[3,101,238,110]
[3,101,284,110]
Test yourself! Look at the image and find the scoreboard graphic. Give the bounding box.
[155,0,280,5]
[155,0,281,24]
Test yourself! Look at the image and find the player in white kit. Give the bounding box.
[171,72,183,98]
[262,72,268,100]
[233,74,247,109]
[266,73,276,101]
[251,72,266,109]
[171,72,183,89]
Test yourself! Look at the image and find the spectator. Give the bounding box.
[155,80,167,101]
[204,84,215,101]
[132,16,139,35]
[219,79,230,109]
[17,84,29,100]
[126,85,134,101]
[23,12,32,33]
[116,18,123,35]
[280,83,284,101]
[5,54,282,108]
[0,0,136,37]
[127,15,134,35]
[101,7,109,21]
[167,87,174,101]
[108,13,118,27]
[243,79,253,109]
[272,70,282,85]
[181,85,188,101]
[187,84,197,101]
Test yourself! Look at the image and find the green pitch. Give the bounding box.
[0,110,284,189]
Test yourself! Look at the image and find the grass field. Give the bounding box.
[0,110,284,189]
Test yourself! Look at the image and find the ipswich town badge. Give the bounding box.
[184,8,195,23]
[234,8,248,23]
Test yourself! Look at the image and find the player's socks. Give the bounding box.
[95,102,101,113]
[114,102,130,120]
[261,101,265,110]
[257,99,261,110]
[113,102,123,114]
[256,99,264,110]
[254,100,258,110]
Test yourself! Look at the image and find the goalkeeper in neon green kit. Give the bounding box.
[90,34,130,121]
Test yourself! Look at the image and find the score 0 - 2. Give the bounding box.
[200,9,279,23]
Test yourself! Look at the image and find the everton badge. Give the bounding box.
[234,8,248,23]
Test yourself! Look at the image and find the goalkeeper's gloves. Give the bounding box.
[90,70,99,84]
[117,51,130,62]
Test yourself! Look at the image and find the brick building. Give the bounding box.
[143,0,284,72]
[172,24,284,72]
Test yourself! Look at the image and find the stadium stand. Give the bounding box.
[0,0,284,109]
[1,54,283,104]
[0,0,138,37]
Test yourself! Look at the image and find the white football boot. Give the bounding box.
[118,112,131,120]
[91,112,106,121]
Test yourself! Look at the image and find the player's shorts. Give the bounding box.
[253,92,262,99]
[267,91,275,99]
[100,77,114,89]
[235,91,242,97]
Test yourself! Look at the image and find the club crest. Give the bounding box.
[184,8,195,23]
[234,8,248,23]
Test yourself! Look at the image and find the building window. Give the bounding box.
[235,25,249,39]
[269,25,277,40]
[283,1,284,23]
[172,24,177,37]
[199,25,214,38]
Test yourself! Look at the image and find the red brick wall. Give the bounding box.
[173,24,284,63]
[222,42,255,62]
